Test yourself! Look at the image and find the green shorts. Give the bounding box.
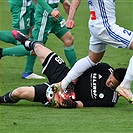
[32,5,69,44]
[9,2,35,35]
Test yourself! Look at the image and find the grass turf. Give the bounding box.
[0,0,133,132]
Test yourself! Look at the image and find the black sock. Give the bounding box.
[27,41,44,51]
[0,92,20,103]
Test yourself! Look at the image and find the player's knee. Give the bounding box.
[12,87,24,98]
[129,41,133,50]
[64,35,74,47]
[34,43,43,50]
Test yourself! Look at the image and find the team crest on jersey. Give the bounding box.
[99,93,104,99]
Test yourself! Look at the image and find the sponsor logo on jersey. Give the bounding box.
[90,73,102,99]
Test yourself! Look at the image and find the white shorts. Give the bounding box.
[89,23,133,53]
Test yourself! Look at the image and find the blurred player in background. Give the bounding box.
[31,0,77,68]
[0,0,77,80]
[0,0,45,79]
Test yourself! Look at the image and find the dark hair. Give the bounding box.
[113,68,127,84]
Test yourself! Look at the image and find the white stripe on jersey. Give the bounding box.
[88,0,130,45]
[42,53,56,74]
[19,6,26,29]
[38,10,48,41]
[47,0,60,4]
[112,92,118,103]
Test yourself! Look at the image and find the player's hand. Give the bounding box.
[51,10,61,20]
[52,92,60,108]
[66,20,76,29]
[50,82,76,108]
[58,89,77,108]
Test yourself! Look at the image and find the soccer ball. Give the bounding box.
[46,86,54,102]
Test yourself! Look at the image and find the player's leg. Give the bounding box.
[21,40,70,83]
[129,40,133,50]
[57,32,106,91]
[60,49,105,90]
[60,31,77,68]
[33,43,53,64]
[0,30,17,44]
[0,86,35,104]
[11,33,56,65]
[0,45,31,57]
[12,30,70,82]
[12,30,52,63]
[10,3,44,79]
[90,24,133,49]
[53,17,77,68]
[116,56,133,103]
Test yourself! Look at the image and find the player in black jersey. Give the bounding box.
[0,34,126,108]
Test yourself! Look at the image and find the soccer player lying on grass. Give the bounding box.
[0,30,126,108]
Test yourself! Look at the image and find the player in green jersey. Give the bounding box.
[32,0,77,68]
[0,0,45,79]
[0,0,77,79]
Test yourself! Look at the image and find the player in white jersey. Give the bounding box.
[116,56,133,103]
[52,0,133,103]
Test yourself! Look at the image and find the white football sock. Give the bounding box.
[120,79,132,90]
[61,56,96,90]
[120,56,133,90]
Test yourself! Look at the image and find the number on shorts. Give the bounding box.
[55,56,64,64]
[60,19,66,27]
[27,18,30,27]
[123,29,132,36]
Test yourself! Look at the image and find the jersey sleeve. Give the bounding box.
[36,0,53,14]
[81,92,119,107]
[82,99,116,107]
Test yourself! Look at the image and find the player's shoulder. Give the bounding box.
[96,62,112,68]
[96,62,114,72]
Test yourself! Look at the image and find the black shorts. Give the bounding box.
[33,83,48,103]
[33,52,69,103]
[42,52,69,84]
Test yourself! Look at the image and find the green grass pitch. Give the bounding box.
[0,0,133,132]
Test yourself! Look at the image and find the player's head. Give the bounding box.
[106,68,127,90]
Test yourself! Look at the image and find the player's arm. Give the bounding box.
[68,100,115,108]
[36,0,60,20]
[67,0,81,20]
[62,0,71,15]
[66,0,81,29]
[75,101,83,107]
[82,100,116,107]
